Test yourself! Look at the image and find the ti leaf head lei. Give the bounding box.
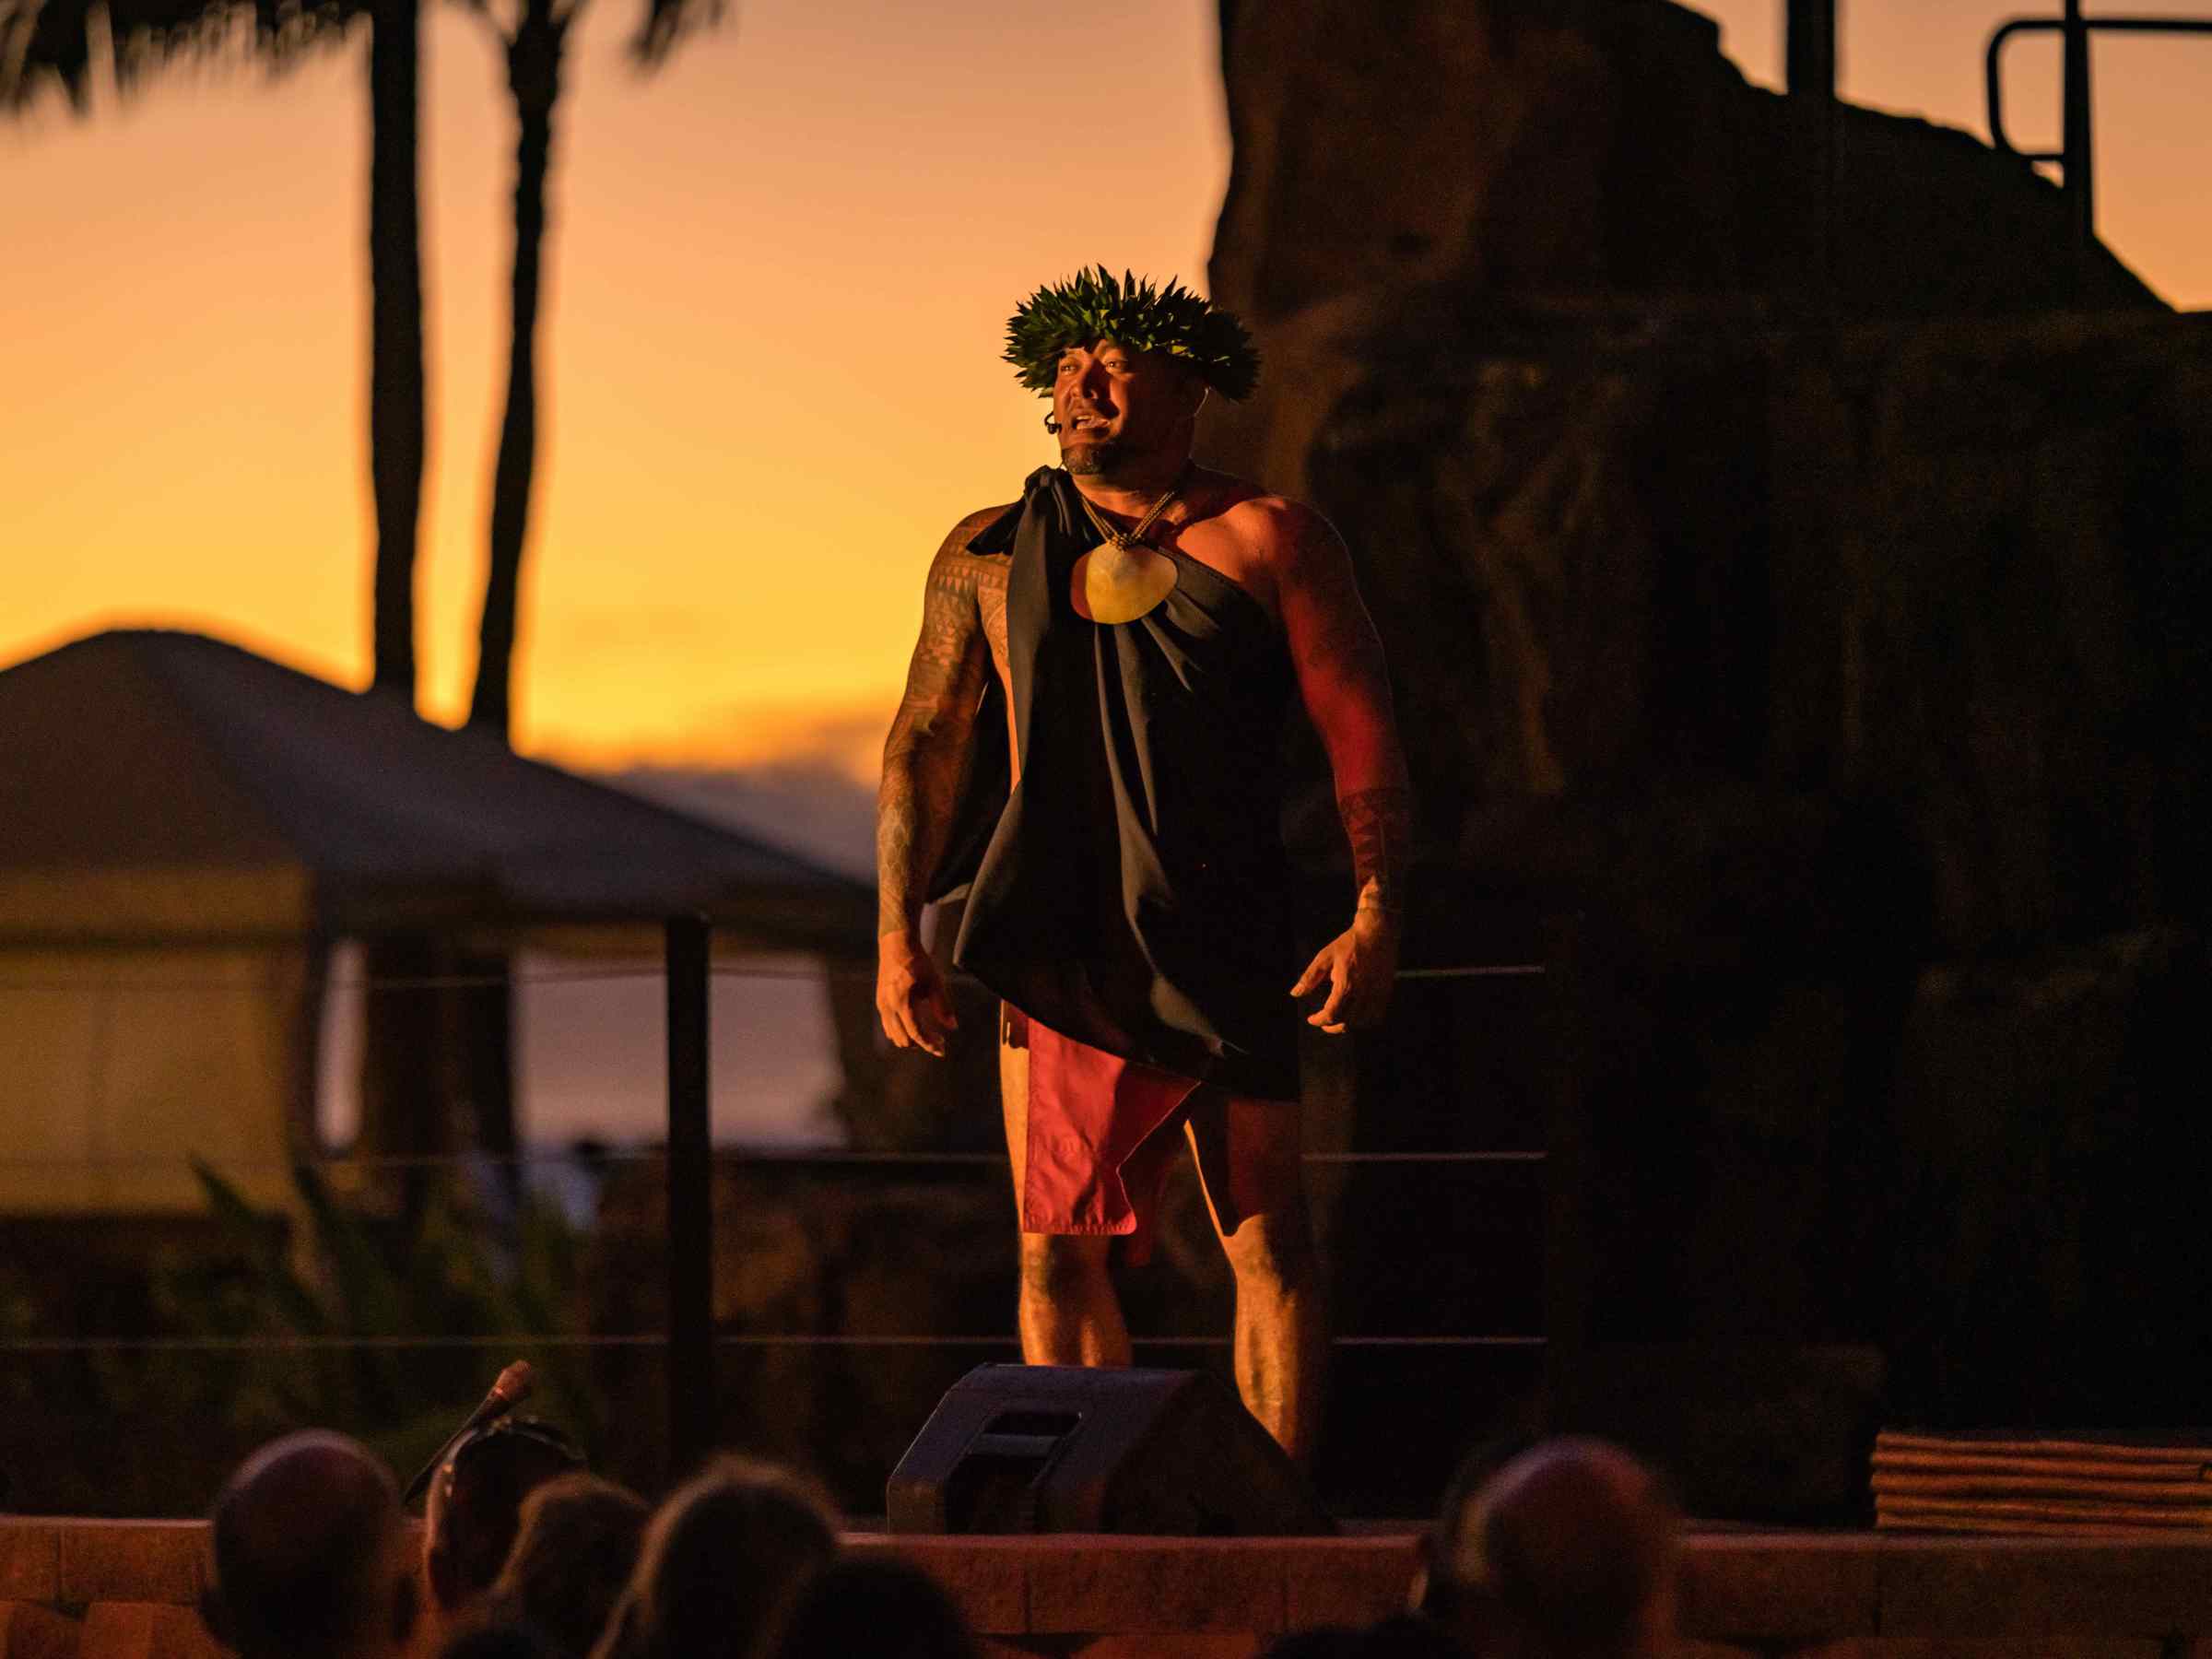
[1004,266,1260,401]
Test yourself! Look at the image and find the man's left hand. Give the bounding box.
[1289,912,1400,1034]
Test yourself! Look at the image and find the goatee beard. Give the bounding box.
[1062,440,1123,478]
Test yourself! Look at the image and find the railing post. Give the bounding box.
[2062,0,2096,253]
[665,913,714,1481]
[1991,12,2212,270]
[1786,0,1840,303]
[1539,912,1593,1430]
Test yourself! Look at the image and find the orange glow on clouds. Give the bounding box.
[4,0,1230,774]
[6,0,2206,782]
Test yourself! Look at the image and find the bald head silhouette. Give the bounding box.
[202,1430,416,1659]
[1428,1437,1677,1659]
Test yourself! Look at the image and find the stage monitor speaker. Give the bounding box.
[887,1363,1334,1535]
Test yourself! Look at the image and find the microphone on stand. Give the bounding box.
[403,1359,535,1505]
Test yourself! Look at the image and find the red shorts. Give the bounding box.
[1003,1006,1293,1265]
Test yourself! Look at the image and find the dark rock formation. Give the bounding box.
[1206,0,2211,1516]
[1211,0,2157,326]
[1276,302,2212,952]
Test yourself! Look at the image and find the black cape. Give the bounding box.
[929,466,1301,1100]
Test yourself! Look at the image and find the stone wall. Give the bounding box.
[10,1517,2212,1659]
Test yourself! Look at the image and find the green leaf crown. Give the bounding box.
[1004,266,1260,401]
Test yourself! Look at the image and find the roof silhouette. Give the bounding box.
[0,629,875,946]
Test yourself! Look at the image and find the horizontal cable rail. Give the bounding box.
[2,925,1564,1418]
[0,1333,1546,1354]
[0,960,1546,992]
[0,1148,1543,1171]
[1393,965,1544,980]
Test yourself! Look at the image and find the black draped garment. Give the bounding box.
[929,465,1301,1101]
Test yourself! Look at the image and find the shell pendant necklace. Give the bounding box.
[1070,467,1183,624]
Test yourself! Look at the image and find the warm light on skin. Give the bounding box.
[4,0,2206,783]
[1053,340,1207,497]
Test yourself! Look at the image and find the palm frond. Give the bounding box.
[627,0,724,72]
[1,0,355,117]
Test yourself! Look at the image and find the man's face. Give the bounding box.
[1053,339,1203,478]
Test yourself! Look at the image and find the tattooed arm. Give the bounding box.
[1271,503,1414,1033]
[875,508,1005,1056]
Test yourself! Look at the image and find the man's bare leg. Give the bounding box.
[1187,1096,1324,1463]
[1001,1017,1133,1366]
[1016,1234,1131,1365]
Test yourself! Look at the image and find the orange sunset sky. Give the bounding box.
[6,0,2208,789]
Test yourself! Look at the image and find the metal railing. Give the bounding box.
[650,918,1582,1473]
[1987,2,2212,251]
[1780,0,2212,296]
[0,924,1583,1495]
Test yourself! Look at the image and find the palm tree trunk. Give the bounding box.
[460,2,565,1204]
[468,0,562,740]
[369,0,424,703]
[361,0,438,1226]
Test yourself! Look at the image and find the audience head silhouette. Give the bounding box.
[488,1472,650,1659]
[1426,1437,1678,1659]
[591,1454,839,1659]
[426,1418,588,1618]
[202,1430,416,1659]
[768,1556,981,1659]
[193,1426,1680,1659]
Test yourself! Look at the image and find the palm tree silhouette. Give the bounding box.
[6,0,725,1199]
[368,0,428,707]
[6,0,444,1211]
[449,0,721,1218]
[461,0,719,741]
[3,0,429,711]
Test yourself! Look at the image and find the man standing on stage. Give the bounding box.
[875,268,1412,1461]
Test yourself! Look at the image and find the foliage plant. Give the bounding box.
[0,1159,594,1515]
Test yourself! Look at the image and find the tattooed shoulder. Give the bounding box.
[940,502,1016,557]
[925,503,1016,601]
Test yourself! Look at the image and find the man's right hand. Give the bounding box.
[877,929,959,1058]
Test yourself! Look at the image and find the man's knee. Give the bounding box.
[1220,1205,1317,1294]
[1018,1234,1112,1302]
